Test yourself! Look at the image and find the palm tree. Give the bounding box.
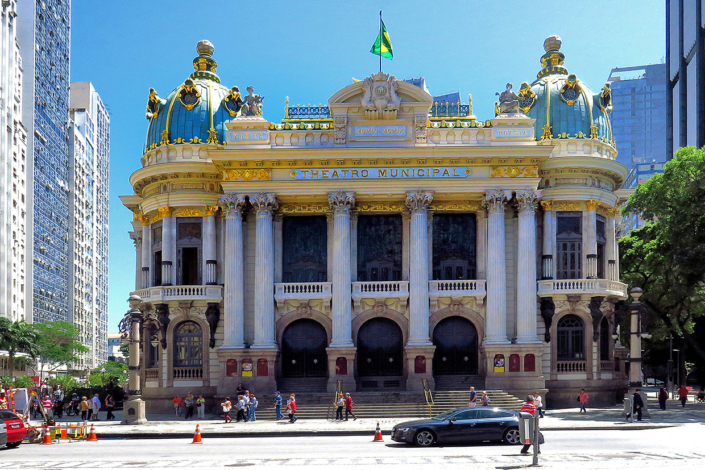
[0,318,40,376]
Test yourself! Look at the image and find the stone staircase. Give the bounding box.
[434,375,486,391]
[276,377,328,393]
[249,388,523,420]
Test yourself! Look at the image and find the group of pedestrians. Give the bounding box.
[334,392,356,421]
[172,392,206,420]
[220,388,259,424]
[467,387,493,408]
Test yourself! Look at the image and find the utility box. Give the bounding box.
[518,412,535,444]
[623,397,633,421]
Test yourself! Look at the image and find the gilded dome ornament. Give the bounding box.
[517,82,536,113]
[224,86,245,117]
[559,74,582,106]
[146,88,163,120]
[599,83,613,113]
[178,79,201,110]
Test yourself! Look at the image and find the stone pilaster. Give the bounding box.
[515,190,541,344]
[251,192,278,349]
[159,207,175,286]
[585,200,598,278]
[406,190,434,346]
[273,212,284,283]
[329,191,355,348]
[483,189,509,344]
[130,231,143,291]
[219,194,247,349]
[476,209,487,279]
[540,201,554,279]
[203,206,218,285]
[606,214,616,280]
[141,218,151,289]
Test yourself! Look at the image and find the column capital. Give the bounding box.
[515,189,540,213]
[157,206,173,219]
[607,207,620,218]
[328,191,355,213]
[540,200,553,211]
[405,190,434,212]
[204,205,220,216]
[250,192,279,213]
[586,199,599,211]
[133,210,149,225]
[129,231,143,248]
[482,189,509,214]
[219,193,247,216]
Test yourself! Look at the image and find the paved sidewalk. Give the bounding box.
[38,400,704,438]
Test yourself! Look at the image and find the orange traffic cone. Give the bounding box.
[87,424,98,441]
[60,427,68,439]
[373,422,384,442]
[191,424,203,444]
[41,427,54,445]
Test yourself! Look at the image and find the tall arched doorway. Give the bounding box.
[281,319,328,378]
[357,318,403,377]
[432,317,478,375]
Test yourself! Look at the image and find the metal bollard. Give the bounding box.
[623,397,633,423]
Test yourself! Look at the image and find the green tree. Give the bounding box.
[31,321,89,376]
[88,362,128,389]
[48,374,79,392]
[0,318,40,374]
[620,146,705,370]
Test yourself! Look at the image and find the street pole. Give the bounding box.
[628,288,643,393]
[122,295,147,425]
[532,414,540,466]
[668,334,674,394]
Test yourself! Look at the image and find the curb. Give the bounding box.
[95,424,678,439]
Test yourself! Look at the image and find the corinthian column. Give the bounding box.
[139,212,151,289]
[251,193,278,349]
[219,194,247,349]
[159,207,175,286]
[484,189,509,344]
[516,190,541,343]
[203,206,219,285]
[406,190,434,346]
[329,191,355,347]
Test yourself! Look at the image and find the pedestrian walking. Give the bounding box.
[184,392,195,419]
[248,393,258,422]
[92,393,102,420]
[242,391,250,422]
[236,395,247,422]
[534,392,544,418]
[80,396,90,422]
[196,395,206,419]
[222,397,233,423]
[578,389,589,413]
[42,394,53,418]
[344,393,356,421]
[335,393,344,420]
[274,391,283,420]
[173,394,183,417]
[658,387,668,411]
[286,394,297,423]
[678,385,689,407]
[520,395,537,455]
[626,388,644,421]
[105,394,116,420]
[468,387,477,408]
[53,396,64,418]
[481,391,490,406]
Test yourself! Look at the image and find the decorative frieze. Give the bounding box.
[490,166,539,178]
[222,168,272,181]
[428,201,482,212]
[279,203,329,214]
[356,201,406,212]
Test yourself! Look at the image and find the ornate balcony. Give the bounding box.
[132,285,223,303]
[351,281,409,313]
[556,361,587,373]
[537,279,628,299]
[428,280,486,311]
[274,282,332,313]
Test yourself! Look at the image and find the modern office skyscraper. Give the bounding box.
[666,0,705,156]
[0,0,29,322]
[17,0,71,324]
[68,82,110,368]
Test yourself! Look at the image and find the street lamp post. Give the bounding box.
[673,349,680,389]
[628,287,650,393]
[120,295,147,425]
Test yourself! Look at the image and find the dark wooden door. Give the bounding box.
[357,318,403,377]
[281,320,328,378]
[433,317,478,375]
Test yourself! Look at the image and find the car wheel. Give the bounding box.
[5,441,21,448]
[414,429,435,447]
[503,428,521,445]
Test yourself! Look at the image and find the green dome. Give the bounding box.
[145,40,240,150]
[519,36,614,144]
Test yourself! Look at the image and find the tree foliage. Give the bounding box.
[30,321,89,374]
[0,318,40,374]
[620,146,705,369]
[88,361,128,389]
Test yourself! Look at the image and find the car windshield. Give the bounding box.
[0,411,20,420]
[433,410,459,420]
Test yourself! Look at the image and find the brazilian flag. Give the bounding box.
[370,19,393,60]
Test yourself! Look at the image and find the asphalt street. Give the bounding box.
[0,425,702,469]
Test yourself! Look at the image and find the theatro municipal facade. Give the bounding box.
[121,36,631,411]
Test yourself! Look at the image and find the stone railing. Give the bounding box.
[537,279,628,298]
[145,368,159,379]
[428,280,486,310]
[274,282,332,311]
[351,281,409,313]
[600,361,613,372]
[556,361,587,373]
[173,367,203,380]
[132,285,223,303]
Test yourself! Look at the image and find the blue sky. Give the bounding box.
[69,0,665,331]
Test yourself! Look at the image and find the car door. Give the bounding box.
[442,409,480,443]
[475,409,513,441]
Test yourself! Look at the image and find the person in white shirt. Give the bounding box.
[534,392,544,418]
[91,394,102,420]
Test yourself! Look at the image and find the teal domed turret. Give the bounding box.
[145,40,241,150]
[519,36,614,145]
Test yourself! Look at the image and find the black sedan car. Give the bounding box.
[391,407,521,446]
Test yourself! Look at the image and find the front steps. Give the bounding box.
[434,375,486,391]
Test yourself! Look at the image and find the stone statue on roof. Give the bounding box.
[240,86,265,117]
[495,83,521,114]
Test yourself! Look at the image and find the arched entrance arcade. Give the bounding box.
[281,319,328,378]
[356,318,404,386]
[432,316,479,376]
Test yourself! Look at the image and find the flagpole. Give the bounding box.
[379,10,382,73]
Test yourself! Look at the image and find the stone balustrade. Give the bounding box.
[132,285,223,303]
[556,361,587,373]
[428,280,487,311]
[173,367,203,380]
[537,279,627,298]
[274,282,332,310]
[351,281,409,313]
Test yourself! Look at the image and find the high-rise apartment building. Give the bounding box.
[0,0,29,322]
[17,0,71,324]
[666,0,705,156]
[608,64,668,170]
[68,82,110,369]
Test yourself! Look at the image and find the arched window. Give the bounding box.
[557,315,585,361]
[600,317,610,361]
[174,321,203,367]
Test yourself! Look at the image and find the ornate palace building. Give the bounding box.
[121,37,631,411]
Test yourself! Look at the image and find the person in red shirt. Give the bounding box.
[286,394,297,423]
[344,393,357,421]
[520,395,537,454]
[678,385,689,407]
[42,394,53,417]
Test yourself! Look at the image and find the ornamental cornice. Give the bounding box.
[405,190,434,212]
[219,193,247,216]
[428,201,482,212]
[279,203,329,214]
[328,191,355,213]
[356,201,405,212]
[130,163,221,195]
[221,168,272,181]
